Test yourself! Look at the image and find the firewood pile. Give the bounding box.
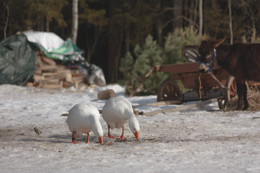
[27,51,87,89]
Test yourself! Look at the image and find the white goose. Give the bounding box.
[102,96,140,140]
[66,103,103,144]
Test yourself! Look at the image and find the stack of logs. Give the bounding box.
[27,51,87,89]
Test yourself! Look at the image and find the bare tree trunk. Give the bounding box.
[72,0,78,43]
[228,0,233,44]
[86,28,99,62]
[156,1,163,46]
[241,0,257,42]
[173,0,183,29]
[46,16,50,32]
[108,1,121,83]
[199,0,203,37]
[194,0,198,25]
[251,23,256,42]
[249,8,256,42]
[3,1,10,39]
[157,20,163,46]
[125,28,130,52]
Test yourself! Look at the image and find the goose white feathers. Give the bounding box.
[102,96,140,140]
[66,103,103,144]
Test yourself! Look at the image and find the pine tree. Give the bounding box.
[120,35,167,96]
[163,27,203,64]
[119,27,204,96]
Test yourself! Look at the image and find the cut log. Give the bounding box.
[63,81,73,88]
[65,73,72,82]
[33,74,45,81]
[98,89,116,100]
[29,50,89,89]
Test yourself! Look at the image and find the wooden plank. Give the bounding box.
[156,63,221,74]
[44,78,60,84]
[35,68,42,75]
[143,98,218,116]
[72,76,85,82]
[56,65,68,71]
[33,74,45,81]
[39,65,57,72]
[33,52,91,89]
[132,100,183,109]
[147,100,183,106]
[41,56,56,65]
[156,63,200,73]
[72,73,85,77]
[65,73,72,82]
[56,69,71,74]
[42,70,71,76]
[63,81,73,88]
[42,72,67,80]
[42,72,63,77]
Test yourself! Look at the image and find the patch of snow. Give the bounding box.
[0,84,259,173]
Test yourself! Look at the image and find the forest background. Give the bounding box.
[1,0,260,95]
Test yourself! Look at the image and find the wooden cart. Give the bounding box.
[157,63,237,107]
[156,46,237,108]
[156,46,260,109]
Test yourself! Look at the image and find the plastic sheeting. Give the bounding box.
[24,31,64,51]
[0,34,36,85]
[24,31,84,61]
[68,61,106,86]
[0,32,106,86]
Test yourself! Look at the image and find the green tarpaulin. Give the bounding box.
[0,34,36,85]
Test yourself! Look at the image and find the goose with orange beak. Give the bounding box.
[102,96,140,141]
[66,103,103,144]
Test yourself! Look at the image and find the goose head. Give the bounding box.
[92,117,104,144]
[129,115,140,140]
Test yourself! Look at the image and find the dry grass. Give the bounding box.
[226,85,260,111]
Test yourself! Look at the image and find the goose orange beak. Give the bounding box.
[134,131,139,141]
[99,136,103,144]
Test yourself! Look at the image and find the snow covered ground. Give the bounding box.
[0,84,259,173]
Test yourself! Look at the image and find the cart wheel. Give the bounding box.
[157,80,182,101]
